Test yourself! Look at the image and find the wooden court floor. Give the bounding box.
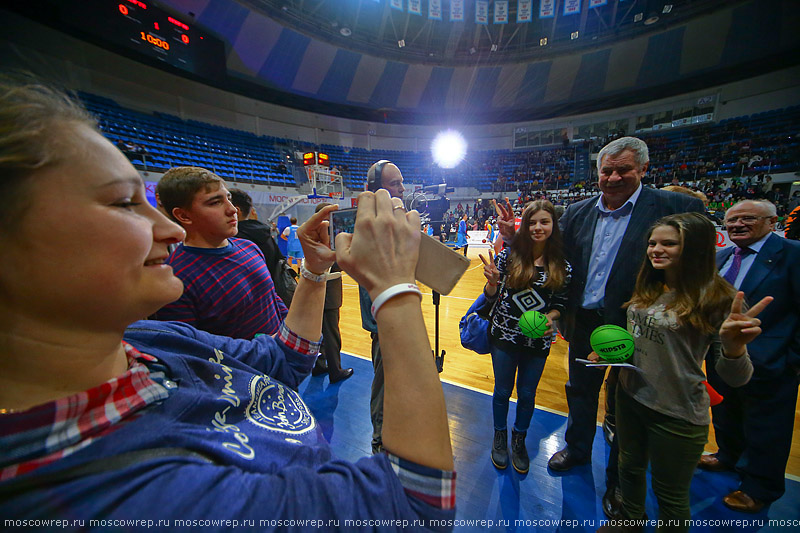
[334,246,800,478]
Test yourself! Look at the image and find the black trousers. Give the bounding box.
[564,307,620,487]
[320,307,343,374]
[706,362,799,502]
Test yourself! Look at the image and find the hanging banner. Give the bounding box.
[494,1,508,24]
[390,0,403,11]
[408,0,422,15]
[451,0,465,21]
[590,0,608,7]
[429,0,442,20]
[539,0,555,18]
[517,0,533,22]
[475,1,489,25]
[563,0,581,15]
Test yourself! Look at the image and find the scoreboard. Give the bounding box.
[7,0,227,82]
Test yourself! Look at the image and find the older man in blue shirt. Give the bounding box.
[497,137,704,518]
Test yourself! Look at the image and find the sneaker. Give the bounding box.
[491,429,508,469]
[511,430,529,474]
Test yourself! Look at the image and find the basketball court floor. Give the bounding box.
[299,247,800,531]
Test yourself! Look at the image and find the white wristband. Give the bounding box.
[371,283,422,318]
[300,259,328,283]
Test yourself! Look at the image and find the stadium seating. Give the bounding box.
[80,92,799,194]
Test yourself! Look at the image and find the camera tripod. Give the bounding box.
[432,290,445,373]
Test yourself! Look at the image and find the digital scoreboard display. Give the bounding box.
[8,0,226,82]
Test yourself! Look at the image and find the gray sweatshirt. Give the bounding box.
[620,291,753,425]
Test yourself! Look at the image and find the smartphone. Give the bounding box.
[330,208,470,295]
[329,207,358,250]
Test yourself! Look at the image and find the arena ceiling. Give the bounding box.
[242,0,735,65]
[127,1,800,123]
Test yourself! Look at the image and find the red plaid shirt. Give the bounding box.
[0,343,167,482]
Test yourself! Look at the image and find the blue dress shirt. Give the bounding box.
[582,184,643,308]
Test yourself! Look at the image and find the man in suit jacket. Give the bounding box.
[539,137,704,517]
[699,200,800,513]
[313,203,353,383]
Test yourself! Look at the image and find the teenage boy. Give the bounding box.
[155,167,288,338]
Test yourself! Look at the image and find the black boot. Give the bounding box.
[511,430,529,474]
[491,429,508,469]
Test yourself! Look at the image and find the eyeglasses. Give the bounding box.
[724,215,771,225]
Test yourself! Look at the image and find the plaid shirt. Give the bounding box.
[0,326,454,510]
[0,343,168,482]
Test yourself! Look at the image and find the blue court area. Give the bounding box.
[298,353,799,532]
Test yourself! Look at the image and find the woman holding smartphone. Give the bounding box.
[480,200,571,474]
[0,77,454,528]
[596,212,770,532]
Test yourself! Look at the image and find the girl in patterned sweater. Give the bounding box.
[480,200,571,473]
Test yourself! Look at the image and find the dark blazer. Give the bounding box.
[716,233,800,379]
[559,186,705,339]
[324,263,343,310]
[235,219,286,281]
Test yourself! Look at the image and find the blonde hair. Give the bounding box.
[661,185,706,204]
[0,74,96,227]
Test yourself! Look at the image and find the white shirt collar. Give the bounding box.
[740,231,772,254]
[595,183,643,214]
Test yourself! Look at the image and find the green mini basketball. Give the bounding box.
[590,325,635,363]
[519,310,549,339]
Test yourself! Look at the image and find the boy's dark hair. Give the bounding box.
[229,187,253,217]
[157,166,223,223]
[290,217,298,224]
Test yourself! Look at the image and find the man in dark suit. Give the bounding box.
[497,137,704,518]
[699,200,800,512]
[313,203,353,383]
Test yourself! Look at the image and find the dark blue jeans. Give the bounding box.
[490,344,547,433]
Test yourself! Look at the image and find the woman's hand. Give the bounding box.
[719,291,773,358]
[587,351,600,362]
[542,310,560,337]
[493,197,516,242]
[336,191,420,300]
[479,250,500,295]
[297,204,338,274]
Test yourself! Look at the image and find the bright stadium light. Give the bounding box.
[431,130,467,169]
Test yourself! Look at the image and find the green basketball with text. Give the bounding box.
[519,310,549,339]
[590,325,634,363]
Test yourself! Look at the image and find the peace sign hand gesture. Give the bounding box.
[719,291,773,358]
[479,250,500,296]
[493,198,517,242]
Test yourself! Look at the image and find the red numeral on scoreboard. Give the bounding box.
[119,4,129,15]
[154,22,160,30]
[181,34,189,44]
